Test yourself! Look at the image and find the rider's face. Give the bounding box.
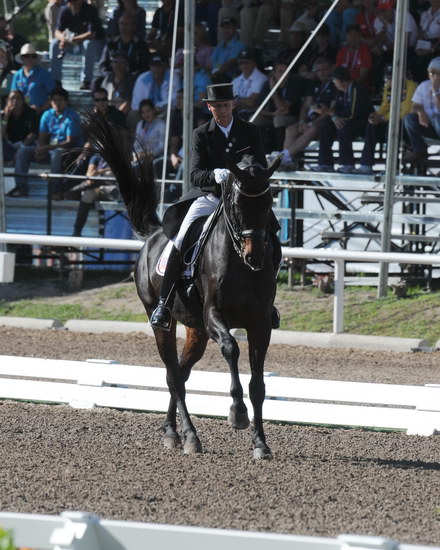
[207,100,235,127]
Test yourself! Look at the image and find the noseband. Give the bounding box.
[222,176,271,268]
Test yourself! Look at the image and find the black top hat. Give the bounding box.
[203,83,236,102]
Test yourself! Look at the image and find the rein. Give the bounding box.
[222,176,271,266]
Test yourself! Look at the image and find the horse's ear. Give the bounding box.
[225,155,248,181]
[266,153,283,178]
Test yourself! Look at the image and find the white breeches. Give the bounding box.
[172,194,220,251]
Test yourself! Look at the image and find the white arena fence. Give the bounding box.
[1,355,439,435]
[1,232,440,333]
[1,510,438,550]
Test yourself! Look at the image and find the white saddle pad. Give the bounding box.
[156,212,215,277]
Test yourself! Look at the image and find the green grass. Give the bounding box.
[2,267,440,345]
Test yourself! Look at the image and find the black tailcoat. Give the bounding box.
[162,115,270,239]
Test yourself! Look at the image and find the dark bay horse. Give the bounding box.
[83,112,282,459]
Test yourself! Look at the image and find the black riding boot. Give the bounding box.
[73,201,92,237]
[150,246,182,331]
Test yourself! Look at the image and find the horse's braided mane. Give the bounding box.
[80,110,161,236]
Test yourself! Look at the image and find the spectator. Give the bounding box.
[72,87,127,181]
[44,0,63,42]
[2,90,38,165]
[335,24,373,86]
[373,0,418,61]
[50,0,105,90]
[194,64,212,114]
[266,57,336,169]
[355,0,378,49]
[278,0,308,45]
[97,51,136,113]
[311,66,374,173]
[355,65,417,173]
[99,13,149,78]
[295,0,320,32]
[10,43,56,115]
[175,22,213,73]
[134,99,166,158]
[208,16,245,83]
[71,154,119,236]
[232,48,268,119]
[239,0,278,49]
[0,16,26,67]
[0,39,13,87]
[307,24,337,73]
[107,0,146,40]
[325,0,360,48]
[403,57,440,163]
[131,55,181,113]
[408,0,440,82]
[255,56,308,150]
[146,0,184,58]
[12,87,83,198]
[278,21,313,77]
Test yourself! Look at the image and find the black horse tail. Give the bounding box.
[81,110,161,237]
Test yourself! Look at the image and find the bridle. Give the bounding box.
[221,171,271,269]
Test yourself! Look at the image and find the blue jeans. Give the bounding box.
[50,38,104,82]
[15,144,65,194]
[403,112,440,154]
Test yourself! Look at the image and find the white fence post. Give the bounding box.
[333,258,345,333]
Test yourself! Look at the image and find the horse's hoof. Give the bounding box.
[163,436,180,449]
[228,409,250,430]
[183,439,203,454]
[253,446,273,460]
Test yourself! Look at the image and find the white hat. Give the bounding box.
[15,43,39,64]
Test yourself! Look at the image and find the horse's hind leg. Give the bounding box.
[154,323,204,454]
[163,326,209,450]
[247,324,272,460]
[206,308,249,430]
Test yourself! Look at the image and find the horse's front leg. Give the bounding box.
[247,321,272,459]
[154,324,202,454]
[206,307,250,430]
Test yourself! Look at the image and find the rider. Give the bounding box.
[150,82,280,331]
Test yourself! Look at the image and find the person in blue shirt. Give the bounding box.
[12,87,83,197]
[10,43,55,115]
[208,17,245,84]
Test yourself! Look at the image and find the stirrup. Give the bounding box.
[150,303,172,331]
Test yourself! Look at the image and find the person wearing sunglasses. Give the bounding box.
[403,57,440,164]
[10,43,56,115]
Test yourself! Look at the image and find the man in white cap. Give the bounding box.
[403,57,440,163]
[10,43,56,115]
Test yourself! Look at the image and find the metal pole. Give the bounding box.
[158,0,181,219]
[377,0,409,297]
[182,0,195,195]
[0,108,6,252]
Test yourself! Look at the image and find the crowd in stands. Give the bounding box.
[4,0,440,233]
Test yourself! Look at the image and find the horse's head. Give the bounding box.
[224,153,282,271]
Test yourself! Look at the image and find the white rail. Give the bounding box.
[0,511,437,550]
[0,355,439,435]
[1,233,440,333]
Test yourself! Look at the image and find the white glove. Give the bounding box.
[213,168,230,184]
